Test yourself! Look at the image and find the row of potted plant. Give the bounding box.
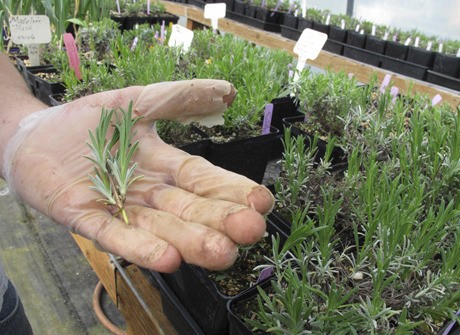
[162,0,460,91]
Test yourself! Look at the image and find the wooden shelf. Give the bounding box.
[162,1,460,108]
[72,234,178,335]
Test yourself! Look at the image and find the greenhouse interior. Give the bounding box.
[0,0,459,334]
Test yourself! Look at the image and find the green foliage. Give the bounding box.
[85,102,143,224]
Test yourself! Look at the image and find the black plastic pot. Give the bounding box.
[297,17,313,32]
[196,126,280,183]
[343,44,381,67]
[312,21,330,35]
[145,270,205,335]
[269,96,301,160]
[226,10,281,33]
[283,115,348,172]
[122,13,179,30]
[282,12,298,29]
[162,219,288,335]
[346,30,366,49]
[280,25,301,41]
[180,138,212,157]
[254,7,283,25]
[406,46,435,68]
[432,52,460,77]
[365,35,386,54]
[232,0,247,15]
[14,55,53,82]
[323,40,345,55]
[227,279,273,335]
[328,25,347,43]
[380,56,429,81]
[27,67,66,106]
[384,40,408,60]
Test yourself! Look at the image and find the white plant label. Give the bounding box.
[355,24,360,32]
[168,24,194,52]
[383,32,389,40]
[456,48,460,57]
[204,3,226,30]
[414,36,420,47]
[9,15,51,66]
[427,41,432,51]
[293,28,327,81]
[404,37,411,46]
[341,19,345,29]
[371,24,376,36]
[9,15,51,44]
[301,0,307,18]
[438,43,443,53]
[325,14,331,25]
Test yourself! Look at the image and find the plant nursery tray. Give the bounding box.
[426,70,460,92]
[226,11,281,33]
[380,56,429,81]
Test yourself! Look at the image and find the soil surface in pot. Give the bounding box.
[207,234,272,296]
[195,124,263,143]
[156,120,206,148]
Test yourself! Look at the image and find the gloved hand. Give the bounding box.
[3,79,274,272]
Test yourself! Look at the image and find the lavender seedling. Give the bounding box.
[85,102,143,225]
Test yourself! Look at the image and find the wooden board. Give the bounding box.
[162,1,460,108]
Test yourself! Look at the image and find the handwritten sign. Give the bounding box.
[293,29,327,81]
[9,15,51,45]
[204,3,226,30]
[168,24,194,52]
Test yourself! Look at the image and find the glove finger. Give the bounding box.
[127,180,266,245]
[134,131,275,215]
[69,209,182,273]
[126,205,239,270]
[132,79,236,125]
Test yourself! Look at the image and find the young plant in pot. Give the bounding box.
[184,30,293,183]
[234,87,460,334]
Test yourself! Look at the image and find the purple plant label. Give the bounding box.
[273,0,282,13]
[147,0,150,15]
[131,36,138,50]
[390,86,399,104]
[116,0,121,14]
[261,0,266,8]
[393,34,398,42]
[161,20,165,43]
[432,94,442,106]
[379,74,391,93]
[257,267,273,283]
[262,103,274,135]
[442,310,460,335]
[288,2,295,13]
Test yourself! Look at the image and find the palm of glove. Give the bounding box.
[5,80,274,272]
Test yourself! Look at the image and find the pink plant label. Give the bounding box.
[257,267,273,283]
[262,103,274,135]
[379,74,391,93]
[432,94,442,106]
[63,33,82,80]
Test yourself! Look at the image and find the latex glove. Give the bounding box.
[3,79,274,273]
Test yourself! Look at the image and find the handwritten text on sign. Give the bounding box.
[293,28,328,61]
[9,15,51,44]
